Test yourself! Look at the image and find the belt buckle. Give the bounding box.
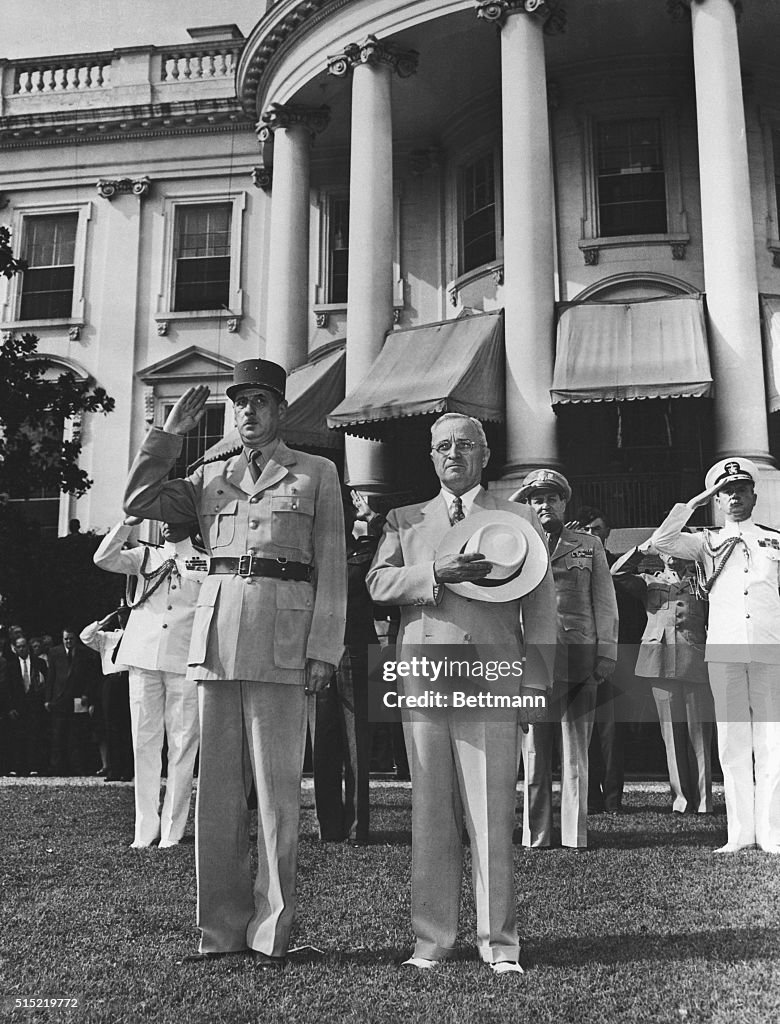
[276,556,289,579]
[238,554,253,577]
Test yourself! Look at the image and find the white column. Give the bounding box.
[486,3,561,486]
[261,105,329,371]
[328,37,418,491]
[690,0,770,464]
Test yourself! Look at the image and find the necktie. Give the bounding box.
[451,496,465,525]
[249,450,264,483]
[22,658,30,693]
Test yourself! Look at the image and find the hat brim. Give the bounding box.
[226,382,285,401]
[436,510,549,603]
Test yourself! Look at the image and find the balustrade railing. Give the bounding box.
[160,45,241,83]
[14,56,112,95]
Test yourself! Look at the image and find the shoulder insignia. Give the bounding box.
[757,524,780,534]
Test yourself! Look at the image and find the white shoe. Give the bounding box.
[158,840,180,849]
[401,957,440,971]
[489,961,524,975]
[713,843,755,853]
[759,844,780,854]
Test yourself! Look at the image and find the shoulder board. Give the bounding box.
[757,524,780,534]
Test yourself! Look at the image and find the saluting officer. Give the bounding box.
[514,469,619,850]
[650,458,780,853]
[123,360,346,965]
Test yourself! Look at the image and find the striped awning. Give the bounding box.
[551,294,713,404]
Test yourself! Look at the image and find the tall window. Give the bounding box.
[165,403,226,478]
[20,213,78,320]
[328,198,349,304]
[462,154,497,273]
[173,203,232,312]
[596,119,667,237]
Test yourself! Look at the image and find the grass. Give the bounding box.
[1,781,779,1024]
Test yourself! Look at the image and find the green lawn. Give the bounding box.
[1,781,779,1024]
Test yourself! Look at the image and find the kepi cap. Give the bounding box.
[511,468,572,504]
[704,457,759,493]
[436,510,549,603]
[226,359,287,401]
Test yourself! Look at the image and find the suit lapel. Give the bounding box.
[412,495,451,551]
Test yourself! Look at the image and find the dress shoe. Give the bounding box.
[158,840,180,849]
[759,844,780,854]
[183,950,251,963]
[713,842,756,853]
[400,956,439,971]
[489,961,524,976]
[350,835,370,847]
[253,951,286,970]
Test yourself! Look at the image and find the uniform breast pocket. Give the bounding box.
[556,565,593,629]
[274,585,314,669]
[201,499,238,550]
[271,495,315,550]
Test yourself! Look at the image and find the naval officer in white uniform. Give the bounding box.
[649,458,780,854]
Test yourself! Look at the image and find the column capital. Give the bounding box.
[667,0,742,23]
[326,35,419,80]
[474,0,566,33]
[257,103,330,143]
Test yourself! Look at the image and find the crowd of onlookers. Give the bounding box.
[0,622,133,780]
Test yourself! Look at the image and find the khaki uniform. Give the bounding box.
[522,528,618,848]
[124,428,346,955]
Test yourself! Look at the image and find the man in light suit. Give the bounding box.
[516,470,619,850]
[367,413,556,975]
[123,360,346,965]
[93,519,203,844]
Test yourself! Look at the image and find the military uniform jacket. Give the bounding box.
[550,528,619,684]
[123,428,346,684]
[93,523,203,674]
[650,504,780,664]
[365,490,558,690]
[611,547,708,683]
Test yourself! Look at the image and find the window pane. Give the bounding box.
[166,404,226,479]
[596,119,667,236]
[462,154,496,273]
[328,198,349,304]
[173,203,232,311]
[20,213,77,319]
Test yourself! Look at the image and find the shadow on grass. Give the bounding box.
[527,925,780,968]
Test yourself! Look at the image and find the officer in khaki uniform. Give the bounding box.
[123,360,346,963]
[514,470,618,849]
[611,548,713,814]
[649,457,780,853]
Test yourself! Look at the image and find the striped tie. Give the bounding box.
[249,450,264,483]
[451,496,465,525]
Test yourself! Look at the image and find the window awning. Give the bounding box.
[551,294,713,404]
[761,295,780,414]
[200,342,345,465]
[327,310,504,440]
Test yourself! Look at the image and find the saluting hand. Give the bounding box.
[163,385,211,436]
[687,483,722,510]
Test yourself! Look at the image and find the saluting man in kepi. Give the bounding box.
[123,359,346,966]
[649,458,780,854]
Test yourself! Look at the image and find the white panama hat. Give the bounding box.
[436,509,549,603]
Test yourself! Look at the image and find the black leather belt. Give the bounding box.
[208,555,313,582]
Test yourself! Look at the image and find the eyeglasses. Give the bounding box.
[431,439,482,455]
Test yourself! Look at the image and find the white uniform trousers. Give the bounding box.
[650,679,714,814]
[708,663,780,849]
[128,668,199,847]
[195,680,308,957]
[522,678,598,849]
[402,702,520,964]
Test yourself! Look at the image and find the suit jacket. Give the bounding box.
[45,644,99,713]
[549,527,619,683]
[123,428,346,684]
[6,653,47,712]
[612,547,708,683]
[93,522,203,674]
[366,489,557,690]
